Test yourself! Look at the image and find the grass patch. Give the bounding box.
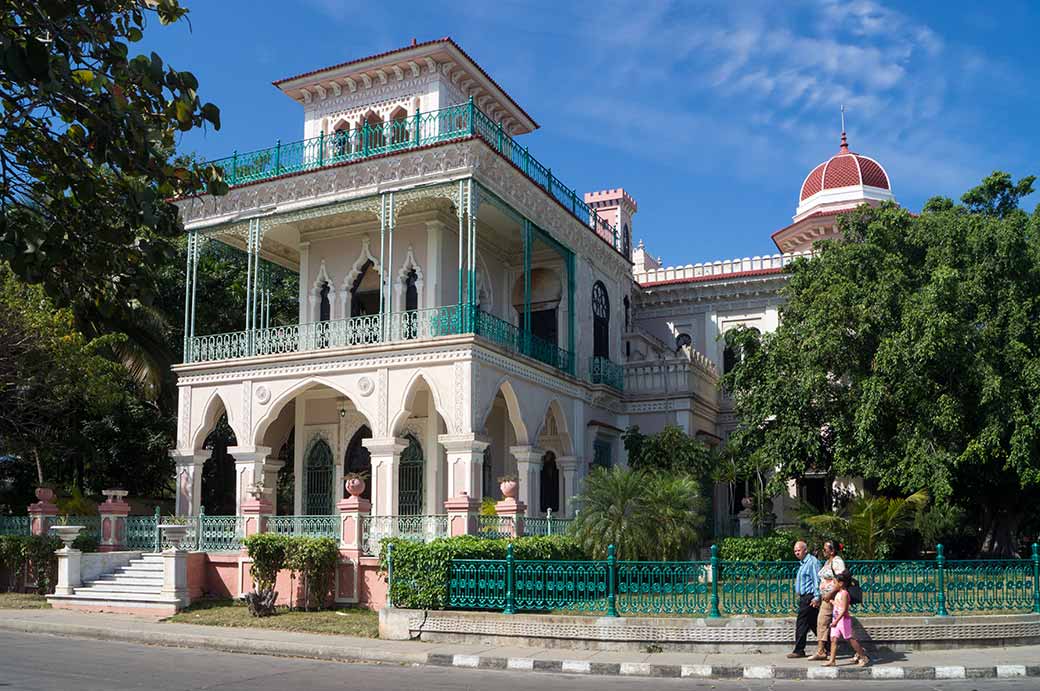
[164,599,378,638]
[0,592,51,609]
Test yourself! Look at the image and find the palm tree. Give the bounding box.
[802,490,929,559]
[571,467,705,561]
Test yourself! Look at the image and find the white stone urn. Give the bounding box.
[159,524,190,550]
[49,524,84,549]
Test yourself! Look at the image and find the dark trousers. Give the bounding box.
[793,593,815,654]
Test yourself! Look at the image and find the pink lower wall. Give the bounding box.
[186,550,386,609]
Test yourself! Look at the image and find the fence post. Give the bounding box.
[153,506,161,553]
[497,120,504,152]
[709,544,721,618]
[386,542,394,608]
[274,139,281,175]
[318,131,325,167]
[196,506,205,552]
[467,96,475,135]
[606,544,617,617]
[936,543,949,616]
[231,150,238,184]
[1033,543,1040,614]
[504,543,516,614]
[414,108,421,146]
[362,121,369,156]
[546,508,553,536]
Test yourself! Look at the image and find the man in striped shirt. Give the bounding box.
[788,540,821,658]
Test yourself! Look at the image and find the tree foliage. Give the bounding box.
[801,490,929,560]
[570,466,705,561]
[723,172,1040,555]
[623,424,715,477]
[0,0,225,312]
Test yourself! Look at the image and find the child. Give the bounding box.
[823,571,869,667]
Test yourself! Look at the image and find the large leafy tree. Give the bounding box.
[723,172,1040,555]
[0,0,225,313]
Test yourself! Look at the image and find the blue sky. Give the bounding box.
[145,0,1039,266]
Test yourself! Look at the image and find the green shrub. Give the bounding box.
[21,535,61,594]
[379,535,584,609]
[285,536,339,611]
[72,534,99,553]
[717,530,800,561]
[242,533,289,592]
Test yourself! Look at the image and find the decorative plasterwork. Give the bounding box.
[341,237,382,317]
[309,259,336,321]
[394,245,425,311]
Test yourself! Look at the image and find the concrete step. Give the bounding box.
[76,583,163,595]
[114,563,164,575]
[94,576,164,587]
[47,592,181,615]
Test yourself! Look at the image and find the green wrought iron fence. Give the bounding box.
[588,356,624,390]
[521,515,573,537]
[204,101,624,257]
[62,516,102,542]
[197,513,245,552]
[446,543,1040,617]
[125,510,160,551]
[0,516,30,536]
[474,309,575,375]
[477,515,515,539]
[264,515,337,539]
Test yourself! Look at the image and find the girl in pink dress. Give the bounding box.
[824,571,869,667]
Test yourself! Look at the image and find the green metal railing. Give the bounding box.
[361,514,449,556]
[0,516,30,536]
[264,514,338,540]
[588,356,624,390]
[205,100,625,256]
[125,509,160,551]
[522,513,574,537]
[448,543,1040,617]
[197,512,245,552]
[473,309,575,375]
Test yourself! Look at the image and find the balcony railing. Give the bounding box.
[588,356,624,391]
[186,304,581,379]
[204,100,625,256]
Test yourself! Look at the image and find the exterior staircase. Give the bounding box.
[47,553,183,615]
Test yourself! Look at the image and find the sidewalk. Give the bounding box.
[2,608,1038,681]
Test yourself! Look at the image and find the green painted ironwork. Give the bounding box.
[204,103,624,257]
[473,308,574,374]
[616,559,711,616]
[521,516,573,537]
[844,559,937,615]
[398,435,425,516]
[709,544,721,617]
[943,558,1035,613]
[197,512,245,552]
[304,438,334,516]
[449,559,508,611]
[125,511,159,551]
[476,515,515,539]
[588,356,624,390]
[718,559,799,616]
[0,516,29,536]
[264,514,337,539]
[63,516,102,542]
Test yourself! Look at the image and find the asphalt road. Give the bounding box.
[0,631,1034,691]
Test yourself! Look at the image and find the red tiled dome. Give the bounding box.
[799,133,890,202]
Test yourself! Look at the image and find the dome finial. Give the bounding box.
[839,104,849,153]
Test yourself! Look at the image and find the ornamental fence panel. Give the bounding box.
[264,515,338,540]
[0,516,30,536]
[198,514,245,552]
[361,514,449,556]
[125,512,159,551]
[63,516,102,543]
[443,543,1040,617]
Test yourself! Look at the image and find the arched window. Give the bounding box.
[202,413,237,516]
[332,120,351,158]
[388,107,409,147]
[675,333,692,353]
[482,446,494,499]
[623,223,631,258]
[319,282,331,322]
[623,295,630,332]
[345,426,372,502]
[539,451,560,514]
[304,437,334,515]
[276,427,294,515]
[592,281,610,359]
[350,260,379,316]
[404,268,418,312]
[398,434,424,515]
[724,326,760,373]
[362,111,384,151]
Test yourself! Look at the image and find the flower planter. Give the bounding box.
[49,525,84,549]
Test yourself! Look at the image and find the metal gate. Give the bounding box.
[398,434,424,515]
[304,437,334,515]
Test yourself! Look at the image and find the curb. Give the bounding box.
[1,619,1038,681]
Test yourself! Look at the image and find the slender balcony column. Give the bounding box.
[510,446,545,517]
[439,433,490,503]
[556,456,580,518]
[363,437,406,517]
[170,451,210,516]
[227,446,274,515]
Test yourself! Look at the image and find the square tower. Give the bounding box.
[584,188,637,260]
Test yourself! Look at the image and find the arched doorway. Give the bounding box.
[592,281,609,359]
[398,434,424,515]
[202,413,237,516]
[276,427,294,515]
[345,426,372,503]
[350,260,380,317]
[304,437,334,515]
[539,451,559,514]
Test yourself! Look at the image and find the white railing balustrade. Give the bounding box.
[634,250,813,284]
[361,514,449,556]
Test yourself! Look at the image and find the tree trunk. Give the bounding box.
[979,506,1021,557]
[32,448,43,485]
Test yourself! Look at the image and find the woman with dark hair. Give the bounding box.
[809,539,846,660]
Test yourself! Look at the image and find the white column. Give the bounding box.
[228,446,273,514]
[298,241,311,325]
[510,445,545,517]
[439,433,489,501]
[425,220,444,309]
[294,398,305,514]
[557,455,580,518]
[424,391,440,513]
[364,437,406,516]
[170,451,210,516]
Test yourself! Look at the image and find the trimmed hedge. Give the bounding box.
[717,530,801,561]
[378,535,585,609]
[242,533,340,613]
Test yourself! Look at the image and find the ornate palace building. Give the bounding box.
[170,38,894,544]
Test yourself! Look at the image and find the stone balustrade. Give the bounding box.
[634,250,814,285]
